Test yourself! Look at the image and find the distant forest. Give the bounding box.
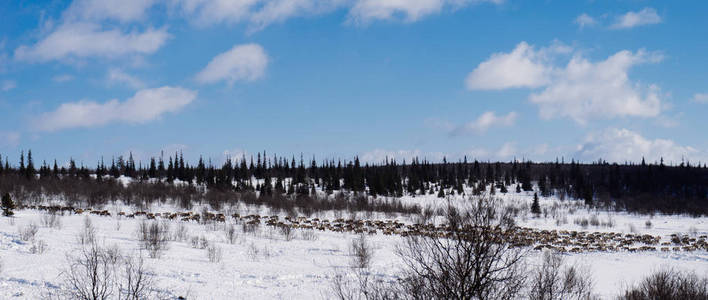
[0,150,706,216]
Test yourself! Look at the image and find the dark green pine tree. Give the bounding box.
[2,192,15,216]
[531,192,541,216]
[26,150,35,180]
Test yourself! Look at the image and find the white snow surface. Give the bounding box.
[0,190,706,299]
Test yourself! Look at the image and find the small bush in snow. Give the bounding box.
[137,221,170,259]
[279,225,293,241]
[40,212,62,229]
[574,218,589,229]
[77,216,97,246]
[19,223,39,241]
[620,268,708,300]
[173,222,188,242]
[225,224,237,244]
[528,251,595,300]
[30,239,48,254]
[589,215,600,227]
[300,229,318,241]
[247,242,259,261]
[207,244,223,263]
[645,220,653,229]
[349,234,373,269]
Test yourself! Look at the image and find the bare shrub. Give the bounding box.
[300,229,318,241]
[61,244,116,300]
[574,218,589,229]
[349,234,373,269]
[41,212,62,229]
[119,254,158,300]
[393,197,528,300]
[206,244,223,263]
[172,223,188,242]
[19,223,39,241]
[225,224,237,244]
[279,225,293,241]
[242,222,258,235]
[528,251,595,300]
[77,217,97,246]
[645,220,653,229]
[246,242,259,261]
[329,267,398,300]
[589,215,600,227]
[137,221,170,258]
[620,269,708,300]
[628,223,638,234]
[30,239,48,254]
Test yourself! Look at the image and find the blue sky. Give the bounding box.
[0,0,707,166]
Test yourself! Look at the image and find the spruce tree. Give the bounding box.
[531,192,541,216]
[2,192,15,216]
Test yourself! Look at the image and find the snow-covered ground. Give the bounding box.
[0,190,706,299]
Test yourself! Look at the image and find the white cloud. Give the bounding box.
[465,42,553,90]
[64,0,159,23]
[0,131,20,148]
[451,111,517,135]
[196,43,268,85]
[360,149,445,163]
[530,49,663,124]
[1,80,16,91]
[467,42,664,124]
[174,0,346,31]
[611,7,661,29]
[14,22,169,62]
[348,0,502,24]
[35,86,197,131]
[692,93,708,104]
[107,68,145,89]
[52,74,75,83]
[574,13,596,28]
[576,128,704,164]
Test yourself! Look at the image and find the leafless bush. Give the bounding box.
[19,223,39,241]
[628,223,638,234]
[528,251,595,300]
[225,224,237,244]
[574,218,589,229]
[246,242,259,261]
[60,244,116,300]
[645,220,653,229]
[620,269,708,300]
[60,244,160,300]
[242,222,258,235]
[137,221,170,259]
[207,244,223,263]
[393,197,528,300]
[329,268,398,300]
[118,254,158,300]
[30,239,48,254]
[172,223,188,242]
[77,217,97,246]
[300,229,318,241]
[589,215,600,227]
[279,225,293,241]
[349,234,373,269]
[41,212,62,229]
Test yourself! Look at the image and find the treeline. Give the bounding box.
[0,150,706,215]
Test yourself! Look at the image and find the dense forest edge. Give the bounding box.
[0,150,706,216]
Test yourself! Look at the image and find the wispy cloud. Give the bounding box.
[35,86,197,131]
[574,13,596,28]
[611,7,661,29]
[450,111,517,136]
[196,43,269,85]
[107,68,145,89]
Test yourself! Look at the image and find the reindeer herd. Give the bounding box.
[19,204,708,254]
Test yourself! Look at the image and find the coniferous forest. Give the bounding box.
[0,150,706,216]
